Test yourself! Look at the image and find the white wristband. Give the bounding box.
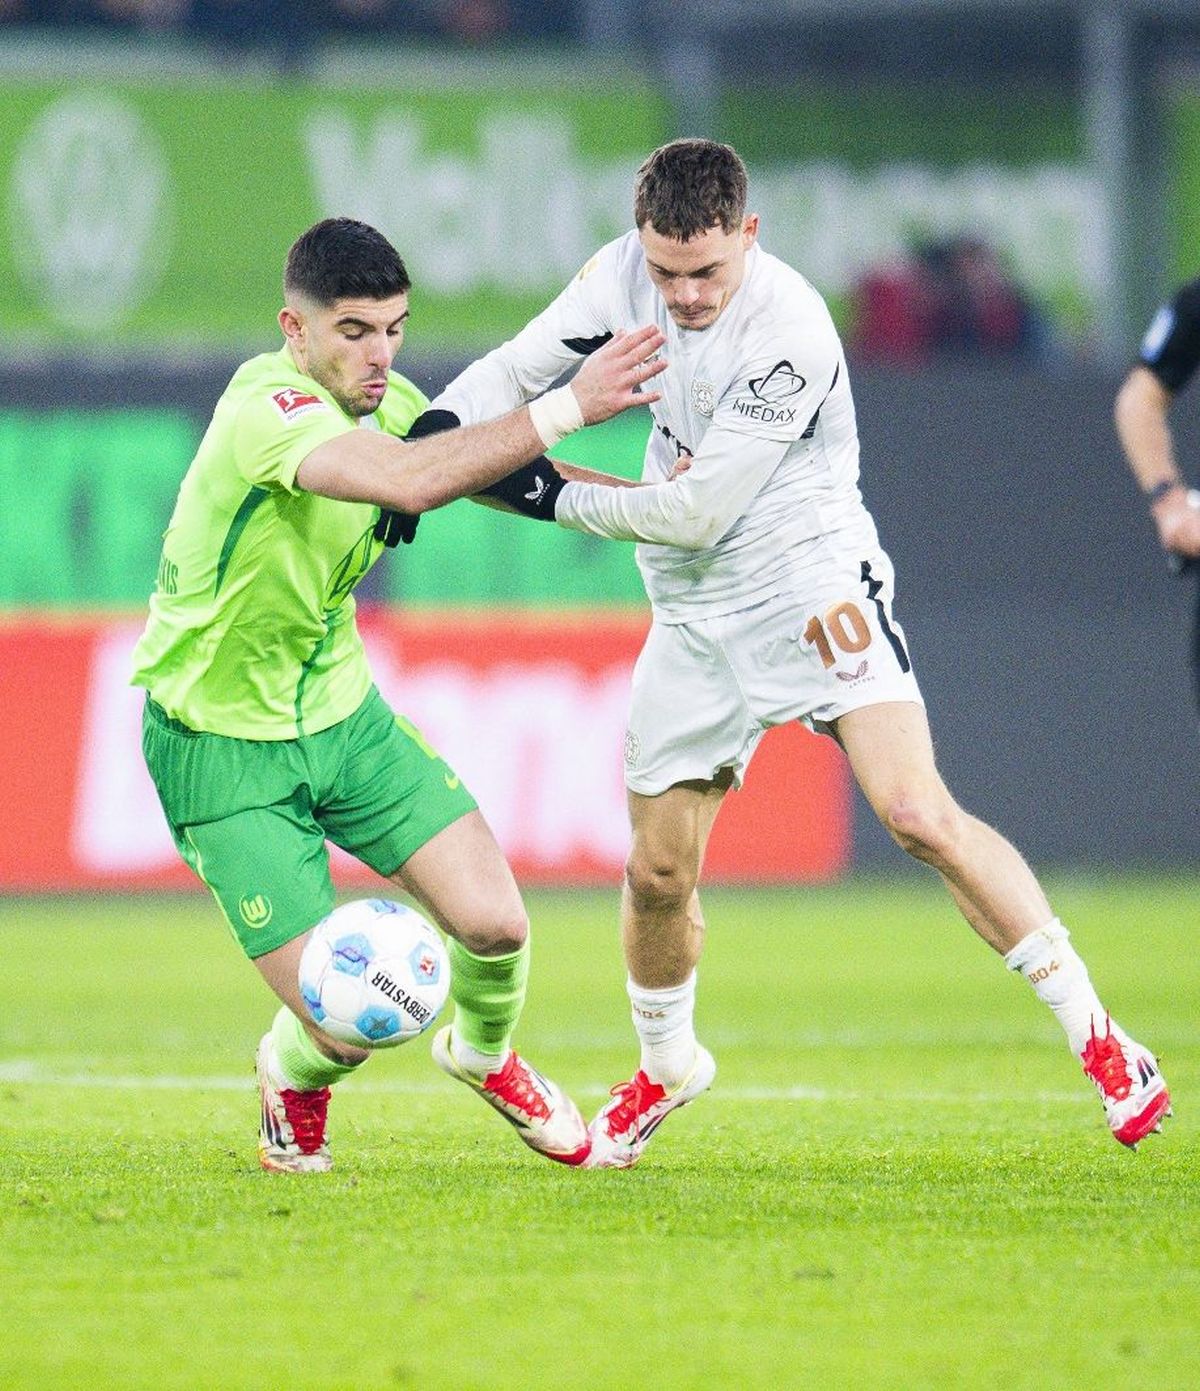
[527,385,585,450]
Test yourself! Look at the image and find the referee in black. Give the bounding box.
[1115,276,1200,709]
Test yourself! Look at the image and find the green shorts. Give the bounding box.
[142,686,477,958]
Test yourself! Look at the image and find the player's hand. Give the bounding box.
[1153,488,1200,559]
[667,453,693,480]
[569,325,666,425]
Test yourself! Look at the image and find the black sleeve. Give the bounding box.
[403,405,567,522]
[476,458,566,520]
[1138,278,1200,393]
[373,408,462,547]
[373,407,568,545]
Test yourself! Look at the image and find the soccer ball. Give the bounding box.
[298,899,451,1049]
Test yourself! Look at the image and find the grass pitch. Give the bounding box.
[1,877,1197,1390]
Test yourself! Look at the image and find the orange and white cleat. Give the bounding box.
[1080,1018,1172,1149]
[432,1027,591,1166]
[586,1045,716,1170]
[256,1035,333,1174]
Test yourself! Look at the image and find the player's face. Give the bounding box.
[279,292,409,416]
[639,216,759,331]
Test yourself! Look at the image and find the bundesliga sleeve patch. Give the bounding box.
[270,387,330,421]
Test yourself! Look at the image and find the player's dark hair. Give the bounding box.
[634,139,748,239]
[284,218,411,304]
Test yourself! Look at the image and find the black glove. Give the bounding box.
[373,408,462,547]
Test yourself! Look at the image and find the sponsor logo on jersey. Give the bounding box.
[729,359,806,424]
[691,380,716,417]
[750,361,806,403]
[731,399,797,425]
[623,730,641,767]
[655,419,694,458]
[271,387,328,420]
[835,660,870,683]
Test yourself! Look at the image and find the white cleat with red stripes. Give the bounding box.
[255,1035,333,1174]
[1080,1018,1172,1150]
[586,1045,716,1170]
[431,1027,592,1166]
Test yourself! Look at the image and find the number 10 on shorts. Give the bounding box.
[802,601,872,669]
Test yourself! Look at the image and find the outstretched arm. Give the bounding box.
[296,326,665,511]
[555,426,789,550]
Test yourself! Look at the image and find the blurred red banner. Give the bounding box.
[0,611,850,890]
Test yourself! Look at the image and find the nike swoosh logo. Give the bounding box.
[444,772,460,790]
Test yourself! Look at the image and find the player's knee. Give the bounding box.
[625,849,696,914]
[880,792,963,866]
[454,903,529,958]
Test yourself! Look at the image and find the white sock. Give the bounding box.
[628,972,698,1089]
[449,1025,508,1080]
[1003,919,1118,1055]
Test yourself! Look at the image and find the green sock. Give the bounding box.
[448,936,530,1055]
[269,1007,365,1091]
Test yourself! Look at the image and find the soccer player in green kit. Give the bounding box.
[131,218,666,1172]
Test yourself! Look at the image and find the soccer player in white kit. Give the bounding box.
[401,139,1171,1165]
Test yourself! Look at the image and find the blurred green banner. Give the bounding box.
[0,63,1119,354]
[0,73,669,354]
[0,406,652,609]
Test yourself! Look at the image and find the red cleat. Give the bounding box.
[1080,1018,1172,1149]
[432,1027,591,1166]
[587,1046,716,1169]
[256,1035,333,1173]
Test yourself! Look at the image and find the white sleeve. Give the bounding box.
[554,425,790,549]
[432,249,616,425]
[712,307,845,445]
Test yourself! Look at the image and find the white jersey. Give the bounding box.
[433,230,882,623]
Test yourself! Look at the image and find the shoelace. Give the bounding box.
[485,1053,551,1122]
[604,1070,666,1135]
[1080,1020,1132,1102]
[280,1087,331,1154]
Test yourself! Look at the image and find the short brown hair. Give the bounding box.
[633,139,748,239]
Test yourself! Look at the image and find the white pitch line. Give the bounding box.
[0,1060,1092,1104]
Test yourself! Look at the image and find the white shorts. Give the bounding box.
[623,554,923,795]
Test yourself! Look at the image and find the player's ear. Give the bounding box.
[741,214,760,248]
[278,305,304,342]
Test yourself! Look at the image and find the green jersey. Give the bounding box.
[131,346,427,739]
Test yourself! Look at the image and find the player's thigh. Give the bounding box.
[625,618,760,794]
[177,801,336,961]
[320,688,479,881]
[832,699,955,821]
[628,771,732,882]
[387,809,527,956]
[143,697,332,959]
